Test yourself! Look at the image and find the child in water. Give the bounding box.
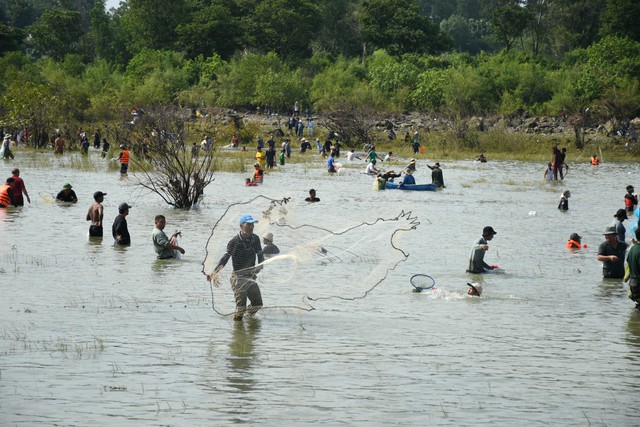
[558,190,570,211]
[245,178,258,187]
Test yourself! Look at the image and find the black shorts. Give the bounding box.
[89,225,103,237]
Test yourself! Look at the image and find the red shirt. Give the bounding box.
[11,175,25,204]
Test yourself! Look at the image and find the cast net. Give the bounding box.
[202,195,419,315]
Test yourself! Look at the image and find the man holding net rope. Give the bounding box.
[208,214,265,321]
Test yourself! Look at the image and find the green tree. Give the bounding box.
[0,24,24,54]
[440,14,492,54]
[487,2,530,52]
[360,0,451,57]
[250,0,321,58]
[600,0,640,41]
[88,0,129,64]
[175,0,244,60]
[1,80,63,148]
[310,0,361,57]
[545,0,605,55]
[28,8,83,60]
[5,0,37,28]
[121,0,186,54]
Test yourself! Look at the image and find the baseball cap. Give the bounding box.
[263,232,274,242]
[240,214,258,225]
[483,226,497,235]
[63,183,72,189]
[467,282,483,296]
[614,208,628,220]
[93,191,107,199]
[569,232,581,241]
[118,202,132,210]
[603,226,616,235]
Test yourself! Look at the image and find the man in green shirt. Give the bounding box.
[152,215,185,259]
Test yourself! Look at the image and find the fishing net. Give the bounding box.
[202,195,419,315]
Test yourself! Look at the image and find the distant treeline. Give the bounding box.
[0,0,638,134]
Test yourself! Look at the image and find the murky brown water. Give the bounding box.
[1,150,639,425]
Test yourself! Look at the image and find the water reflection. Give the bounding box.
[227,318,261,393]
[626,311,640,350]
[597,278,627,299]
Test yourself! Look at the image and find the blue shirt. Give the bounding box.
[400,174,415,186]
[328,156,336,172]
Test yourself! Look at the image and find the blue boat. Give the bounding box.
[385,182,438,191]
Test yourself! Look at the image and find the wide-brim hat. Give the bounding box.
[467,282,483,296]
[603,226,616,235]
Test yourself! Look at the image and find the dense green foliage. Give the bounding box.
[0,0,638,131]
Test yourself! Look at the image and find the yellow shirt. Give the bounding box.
[255,151,266,167]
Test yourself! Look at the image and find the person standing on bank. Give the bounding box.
[112,202,132,245]
[467,226,499,274]
[597,226,627,279]
[86,191,106,237]
[152,215,185,259]
[209,214,264,321]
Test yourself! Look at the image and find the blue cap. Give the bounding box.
[239,214,258,225]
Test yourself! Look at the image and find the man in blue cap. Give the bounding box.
[210,214,265,321]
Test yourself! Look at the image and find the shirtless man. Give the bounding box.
[87,191,106,237]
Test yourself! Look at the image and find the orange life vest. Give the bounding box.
[120,150,130,164]
[591,156,599,165]
[566,240,581,249]
[253,168,264,183]
[0,184,12,207]
[567,240,588,249]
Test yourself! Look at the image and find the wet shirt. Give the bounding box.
[218,233,264,274]
[261,243,280,258]
[56,189,78,203]
[627,244,640,285]
[611,219,626,243]
[467,237,491,273]
[152,227,174,258]
[112,214,130,245]
[598,241,628,278]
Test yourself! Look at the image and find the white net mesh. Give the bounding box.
[202,195,419,315]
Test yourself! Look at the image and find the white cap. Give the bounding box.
[263,232,273,242]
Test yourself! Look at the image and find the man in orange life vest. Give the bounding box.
[118,144,130,174]
[590,154,600,165]
[0,177,17,207]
